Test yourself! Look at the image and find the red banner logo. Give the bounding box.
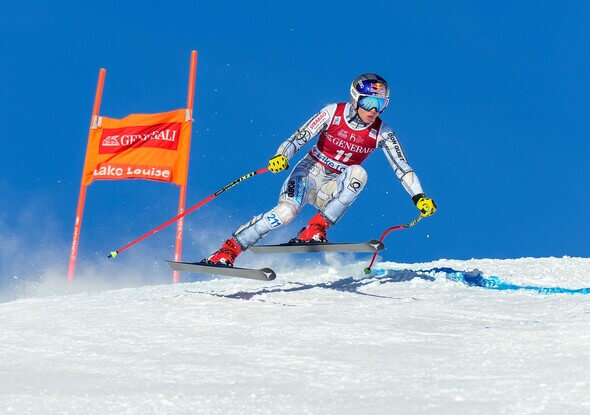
[99,122,181,154]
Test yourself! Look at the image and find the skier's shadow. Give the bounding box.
[186,269,434,301]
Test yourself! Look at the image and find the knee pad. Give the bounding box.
[271,202,299,225]
[234,202,300,249]
[344,165,368,193]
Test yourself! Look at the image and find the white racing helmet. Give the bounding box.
[350,73,390,113]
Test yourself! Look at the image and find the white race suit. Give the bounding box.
[233,102,424,250]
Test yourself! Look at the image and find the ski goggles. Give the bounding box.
[358,95,389,112]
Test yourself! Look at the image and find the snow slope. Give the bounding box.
[1,257,589,414]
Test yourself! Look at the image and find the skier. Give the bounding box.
[204,73,436,266]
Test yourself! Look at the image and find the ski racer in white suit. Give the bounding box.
[205,73,437,266]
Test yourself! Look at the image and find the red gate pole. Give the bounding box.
[172,50,198,284]
[68,68,106,281]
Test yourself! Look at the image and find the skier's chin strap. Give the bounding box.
[346,105,371,128]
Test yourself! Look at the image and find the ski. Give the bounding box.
[165,260,276,281]
[249,239,384,254]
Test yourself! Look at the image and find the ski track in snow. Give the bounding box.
[1,257,589,414]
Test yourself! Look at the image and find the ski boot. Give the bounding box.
[290,213,331,243]
[203,238,243,267]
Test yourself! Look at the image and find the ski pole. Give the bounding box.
[363,213,424,274]
[108,167,269,258]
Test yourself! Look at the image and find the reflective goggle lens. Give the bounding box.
[359,96,388,112]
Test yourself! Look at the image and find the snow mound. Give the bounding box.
[1,256,589,414]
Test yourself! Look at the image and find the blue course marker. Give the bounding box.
[374,267,590,295]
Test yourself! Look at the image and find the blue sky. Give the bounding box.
[1,1,588,284]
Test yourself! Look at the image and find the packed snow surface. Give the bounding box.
[1,256,589,414]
